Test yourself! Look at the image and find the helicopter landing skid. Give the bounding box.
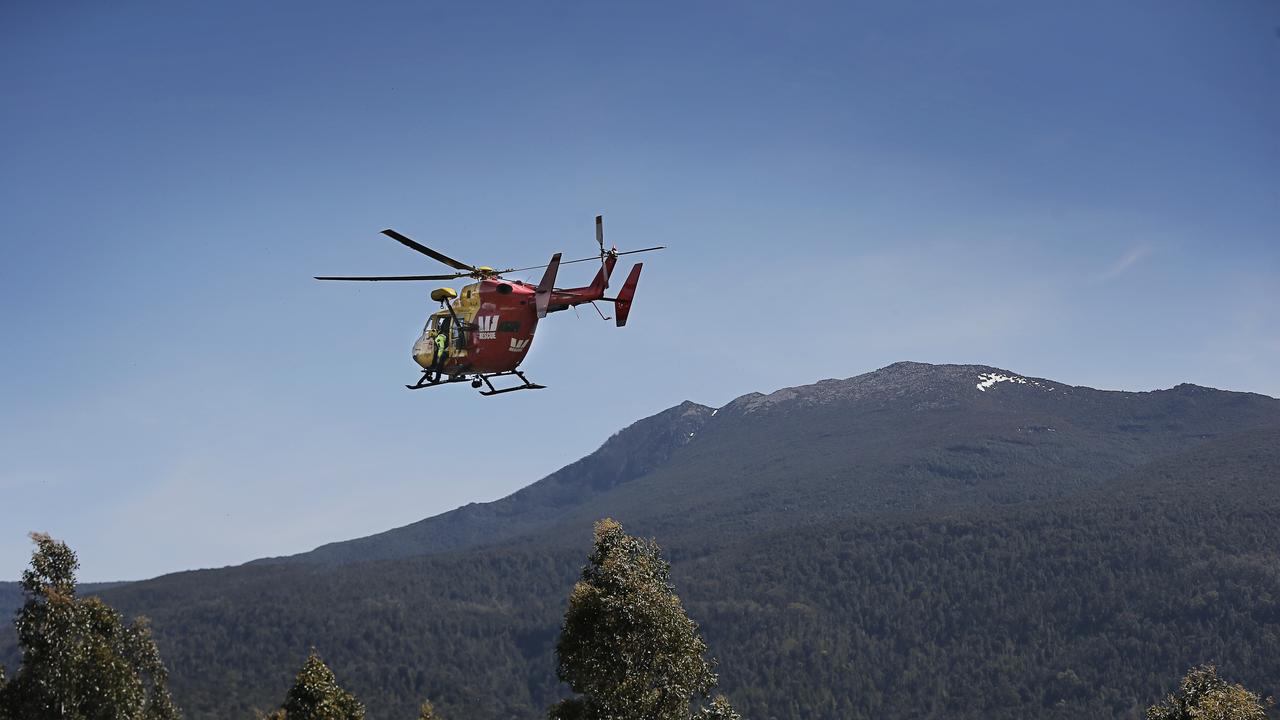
[405,369,545,396]
[405,370,468,390]
[475,370,546,397]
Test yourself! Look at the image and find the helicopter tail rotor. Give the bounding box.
[588,214,620,292]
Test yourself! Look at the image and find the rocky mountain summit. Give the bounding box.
[724,361,1058,413]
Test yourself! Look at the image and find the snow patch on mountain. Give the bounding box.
[976,372,1050,392]
[719,362,1070,415]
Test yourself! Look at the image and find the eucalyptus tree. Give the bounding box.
[0,532,179,719]
[1148,665,1272,720]
[261,650,365,720]
[550,518,741,720]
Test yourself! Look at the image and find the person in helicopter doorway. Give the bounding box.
[432,317,450,374]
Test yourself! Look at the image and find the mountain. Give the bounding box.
[255,400,716,565]
[262,361,1280,564]
[5,362,1279,719]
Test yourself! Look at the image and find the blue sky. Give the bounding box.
[2,1,1277,581]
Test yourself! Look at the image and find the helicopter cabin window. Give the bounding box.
[424,314,450,335]
[422,314,465,350]
[453,319,467,349]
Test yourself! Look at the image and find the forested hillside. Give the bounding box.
[4,363,1278,718]
[0,580,126,630]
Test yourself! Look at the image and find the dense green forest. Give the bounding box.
[7,428,1262,719]
[4,506,1276,719]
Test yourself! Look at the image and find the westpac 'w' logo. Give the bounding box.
[476,315,499,339]
[509,338,530,352]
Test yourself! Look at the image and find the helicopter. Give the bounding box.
[316,215,663,395]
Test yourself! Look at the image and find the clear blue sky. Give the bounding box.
[2,1,1277,581]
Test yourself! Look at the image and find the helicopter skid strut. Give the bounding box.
[405,370,466,391]
[476,370,546,396]
[405,369,545,396]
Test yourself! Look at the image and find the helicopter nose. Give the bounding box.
[412,335,435,369]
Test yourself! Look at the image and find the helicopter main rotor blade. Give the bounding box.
[616,245,666,257]
[315,273,470,281]
[507,246,666,273]
[380,229,478,272]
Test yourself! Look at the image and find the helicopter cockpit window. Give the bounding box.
[424,314,450,335]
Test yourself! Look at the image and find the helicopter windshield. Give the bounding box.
[423,314,466,351]
[423,313,450,335]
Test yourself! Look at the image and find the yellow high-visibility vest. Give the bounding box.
[434,333,447,354]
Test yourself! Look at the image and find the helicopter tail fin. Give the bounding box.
[612,263,642,327]
[535,253,561,318]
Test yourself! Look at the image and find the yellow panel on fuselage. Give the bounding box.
[448,282,483,362]
[453,282,483,322]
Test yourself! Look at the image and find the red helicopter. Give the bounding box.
[316,216,662,395]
